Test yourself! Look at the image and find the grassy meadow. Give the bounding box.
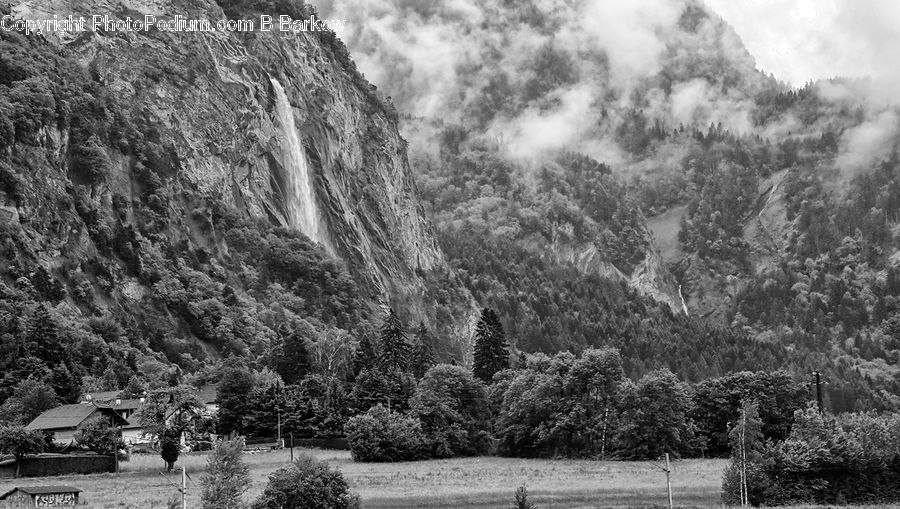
[0,449,729,508]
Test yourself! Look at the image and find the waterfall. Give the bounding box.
[678,284,689,316]
[270,77,326,247]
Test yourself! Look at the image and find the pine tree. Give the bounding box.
[378,309,409,372]
[26,304,63,366]
[352,333,377,376]
[410,322,435,379]
[473,308,509,382]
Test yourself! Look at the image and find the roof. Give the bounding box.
[0,486,81,499]
[97,398,143,411]
[123,412,144,430]
[25,404,128,431]
[83,390,122,403]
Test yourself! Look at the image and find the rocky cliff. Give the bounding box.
[9,0,447,310]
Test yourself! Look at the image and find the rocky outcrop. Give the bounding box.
[12,0,447,308]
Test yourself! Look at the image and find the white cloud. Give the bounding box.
[704,0,900,91]
[836,110,900,172]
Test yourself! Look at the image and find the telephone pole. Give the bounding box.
[182,466,187,509]
[664,453,673,509]
[650,454,674,509]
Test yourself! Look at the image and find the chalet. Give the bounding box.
[97,398,144,420]
[120,385,218,445]
[24,404,127,444]
[0,486,81,507]
[121,414,150,445]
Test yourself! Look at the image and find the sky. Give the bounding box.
[705,0,900,87]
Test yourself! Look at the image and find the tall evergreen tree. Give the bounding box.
[26,304,63,366]
[378,309,409,372]
[351,333,377,376]
[410,322,435,379]
[473,308,509,382]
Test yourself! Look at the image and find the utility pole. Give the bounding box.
[664,453,673,509]
[650,454,674,509]
[182,466,187,509]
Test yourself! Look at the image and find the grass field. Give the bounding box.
[0,449,730,508]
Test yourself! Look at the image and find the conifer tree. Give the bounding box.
[378,309,409,372]
[352,333,377,376]
[410,322,435,379]
[473,308,509,382]
[27,304,63,366]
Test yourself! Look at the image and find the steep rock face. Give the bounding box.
[540,234,682,313]
[12,0,445,307]
[652,169,795,323]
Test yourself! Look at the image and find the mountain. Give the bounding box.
[0,0,474,395]
[322,0,900,410]
[2,0,898,412]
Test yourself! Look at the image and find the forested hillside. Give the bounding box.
[1,0,899,417]
[327,0,900,411]
[0,0,476,407]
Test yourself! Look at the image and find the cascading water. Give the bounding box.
[270,77,327,248]
[678,284,689,316]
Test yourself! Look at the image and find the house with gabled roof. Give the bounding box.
[24,404,128,444]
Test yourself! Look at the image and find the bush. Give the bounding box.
[73,419,121,455]
[724,407,900,506]
[721,460,771,506]
[200,436,250,509]
[514,485,537,509]
[160,428,181,471]
[344,404,425,462]
[251,454,360,509]
[70,134,111,183]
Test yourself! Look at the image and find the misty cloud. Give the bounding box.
[836,110,900,173]
[321,0,773,165]
[706,0,900,90]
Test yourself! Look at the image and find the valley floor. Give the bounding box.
[1,450,728,508]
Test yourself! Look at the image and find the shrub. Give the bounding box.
[251,454,360,509]
[721,460,771,507]
[514,485,537,509]
[160,428,181,471]
[70,134,111,183]
[200,436,250,509]
[74,419,121,455]
[344,404,425,462]
[0,425,44,477]
[724,407,900,506]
